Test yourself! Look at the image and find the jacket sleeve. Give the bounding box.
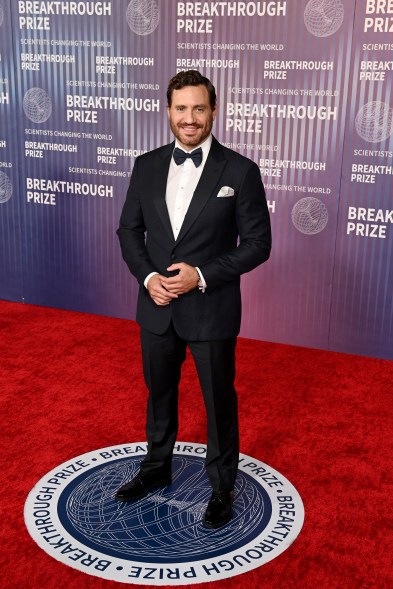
[116,157,157,285]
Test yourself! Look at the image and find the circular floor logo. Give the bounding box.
[25,443,304,585]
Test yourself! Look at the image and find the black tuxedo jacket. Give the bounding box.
[117,136,271,340]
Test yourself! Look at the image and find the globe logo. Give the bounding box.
[355,101,393,144]
[24,443,304,584]
[0,4,4,27]
[0,171,12,203]
[304,0,344,37]
[23,87,52,124]
[59,455,269,563]
[126,0,159,36]
[291,197,328,235]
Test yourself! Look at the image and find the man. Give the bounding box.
[116,70,271,528]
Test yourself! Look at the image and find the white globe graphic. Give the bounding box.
[63,456,268,561]
[291,197,328,235]
[0,171,12,203]
[304,0,344,37]
[126,0,159,36]
[23,87,52,123]
[0,5,4,27]
[355,101,393,143]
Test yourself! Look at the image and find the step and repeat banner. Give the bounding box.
[329,4,393,358]
[0,1,392,359]
[0,3,22,301]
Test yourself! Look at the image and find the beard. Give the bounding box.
[169,115,213,149]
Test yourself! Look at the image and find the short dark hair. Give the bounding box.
[167,70,216,108]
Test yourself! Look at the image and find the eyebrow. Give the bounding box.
[175,104,206,108]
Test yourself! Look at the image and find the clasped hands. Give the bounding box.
[147,263,199,306]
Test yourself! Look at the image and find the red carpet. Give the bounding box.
[1,300,392,588]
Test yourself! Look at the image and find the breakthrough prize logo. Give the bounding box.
[304,0,344,37]
[355,101,393,144]
[0,171,12,203]
[126,0,159,36]
[25,443,304,585]
[292,197,329,235]
[23,87,52,124]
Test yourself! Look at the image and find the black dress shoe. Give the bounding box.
[115,471,171,501]
[203,491,233,529]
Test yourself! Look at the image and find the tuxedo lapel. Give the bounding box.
[153,142,175,242]
[176,138,227,245]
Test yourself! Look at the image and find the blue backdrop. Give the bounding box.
[0,1,392,359]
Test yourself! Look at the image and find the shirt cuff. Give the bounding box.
[195,267,207,293]
[144,272,158,289]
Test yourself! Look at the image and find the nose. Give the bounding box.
[183,109,196,124]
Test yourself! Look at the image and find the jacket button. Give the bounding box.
[171,254,176,260]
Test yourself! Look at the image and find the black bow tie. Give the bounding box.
[173,147,203,167]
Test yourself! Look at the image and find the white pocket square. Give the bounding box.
[217,186,235,197]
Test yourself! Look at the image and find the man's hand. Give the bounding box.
[146,274,178,306]
[161,263,199,295]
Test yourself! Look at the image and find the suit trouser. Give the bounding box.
[139,322,239,492]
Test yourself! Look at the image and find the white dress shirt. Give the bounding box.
[144,135,212,291]
[166,135,212,239]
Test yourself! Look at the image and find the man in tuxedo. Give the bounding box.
[116,70,271,528]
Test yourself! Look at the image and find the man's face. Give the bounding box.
[167,84,216,150]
